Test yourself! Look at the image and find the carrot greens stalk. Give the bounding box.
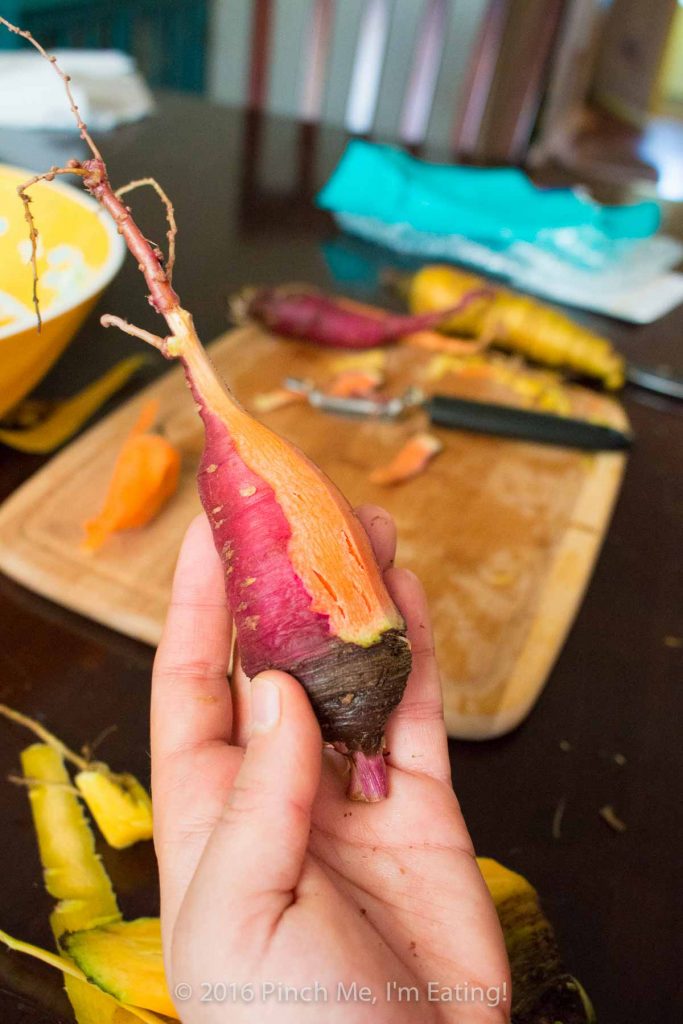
[3,16,412,801]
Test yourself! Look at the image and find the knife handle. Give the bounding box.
[425,395,633,451]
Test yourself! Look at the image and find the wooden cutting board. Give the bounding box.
[0,326,628,739]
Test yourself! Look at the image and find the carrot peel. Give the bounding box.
[370,433,444,486]
[326,368,384,397]
[251,387,307,413]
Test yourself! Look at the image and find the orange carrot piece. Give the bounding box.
[82,400,181,551]
[401,330,486,354]
[326,369,384,398]
[369,433,443,486]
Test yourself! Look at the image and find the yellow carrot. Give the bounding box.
[401,264,625,389]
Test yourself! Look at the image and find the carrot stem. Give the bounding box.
[348,751,388,802]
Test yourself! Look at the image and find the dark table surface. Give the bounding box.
[0,94,681,1024]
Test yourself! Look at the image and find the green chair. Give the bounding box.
[0,0,208,92]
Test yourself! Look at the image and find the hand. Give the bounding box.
[152,506,510,1022]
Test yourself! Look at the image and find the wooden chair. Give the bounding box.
[230,0,566,240]
[238,0,566,160]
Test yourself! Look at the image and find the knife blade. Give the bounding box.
[626,363,683,401]
[283,378,633,451]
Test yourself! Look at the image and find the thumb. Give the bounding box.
[181,671,322,939]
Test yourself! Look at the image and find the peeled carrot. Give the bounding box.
[231,284,491,349]
[82,400,180,552]
[10,28,413,801]
[369,433,444,486]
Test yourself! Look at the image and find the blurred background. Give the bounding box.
[2,0,682,197]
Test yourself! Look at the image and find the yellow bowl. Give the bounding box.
[0,163,126,418]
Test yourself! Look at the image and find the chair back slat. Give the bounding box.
[344,0,391,135]
[371,0,426,141]
[299,0,335,122]
[506,0,564,162]
[235,0,555,161]
[399,0,448,145]
[248,0,274,107]
[451,0,509,155]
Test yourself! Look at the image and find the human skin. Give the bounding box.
[151,506,511,1023]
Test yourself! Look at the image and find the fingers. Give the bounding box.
[228,647,251,748]
[383,567,451,784]
[152,514,239,949]
[181,672,322,949]
[152,514,233,768]
[355,503,396,571]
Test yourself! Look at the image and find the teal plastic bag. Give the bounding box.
[317,140,660,262]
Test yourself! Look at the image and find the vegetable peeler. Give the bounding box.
[283,378,634,452]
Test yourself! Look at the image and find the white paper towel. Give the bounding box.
[0,50,154,131]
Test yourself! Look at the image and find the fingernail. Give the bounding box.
[251,676,281,734]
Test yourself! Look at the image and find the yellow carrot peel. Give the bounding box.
[0,926,168,1023]
[0,356,145,454]
[0,704,153,848]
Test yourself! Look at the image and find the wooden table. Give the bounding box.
[0,95,681,1024]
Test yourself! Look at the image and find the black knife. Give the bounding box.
[283,379,634,451]
[425,394,632,450]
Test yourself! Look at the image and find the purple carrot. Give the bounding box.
[231,285,492,348]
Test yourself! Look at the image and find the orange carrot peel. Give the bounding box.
[369,433,444,486]
[326,368,384,398]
